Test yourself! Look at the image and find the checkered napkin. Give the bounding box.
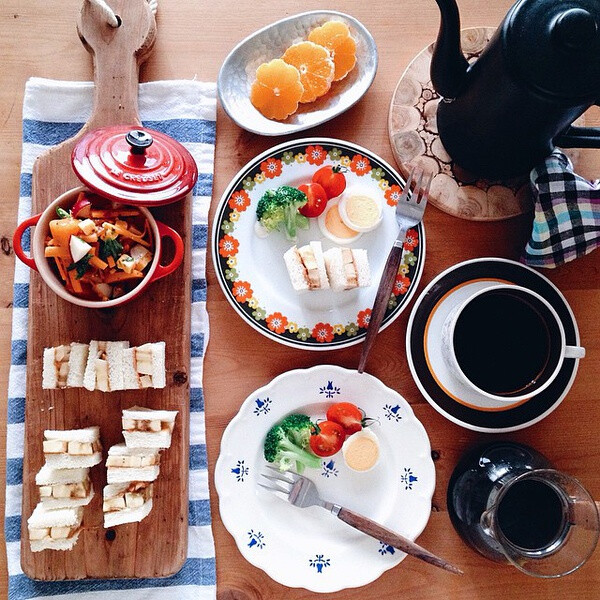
[522,149,600,268]
[6,77,216,599]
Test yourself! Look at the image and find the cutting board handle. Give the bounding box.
[77,0,156,131]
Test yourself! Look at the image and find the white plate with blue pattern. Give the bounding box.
[214,365,435,593]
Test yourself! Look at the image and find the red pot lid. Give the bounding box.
[72,125,198,206]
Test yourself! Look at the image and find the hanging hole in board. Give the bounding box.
[105,529,116,541]
[114,15,122,27]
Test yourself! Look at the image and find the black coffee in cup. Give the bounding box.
[452,289,560,396]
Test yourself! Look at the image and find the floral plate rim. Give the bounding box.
[211,137,426,351]
[214,364,436,593]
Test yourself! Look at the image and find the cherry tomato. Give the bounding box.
[309,420,345,457]
[298,182,328,218]
[312,165,347,199]
[326,402,365,435]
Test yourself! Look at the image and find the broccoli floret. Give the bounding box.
[256,186,309,241]
[264,417,320,474]
[280,413,313,450]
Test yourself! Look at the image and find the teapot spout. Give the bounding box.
[431,0,470,100]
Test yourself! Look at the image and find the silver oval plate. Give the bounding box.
[218,11,378,136]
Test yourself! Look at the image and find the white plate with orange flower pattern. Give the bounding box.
[212,138,425,350]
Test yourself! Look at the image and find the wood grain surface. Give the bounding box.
[17,0,189,581]
[0,0,599,598]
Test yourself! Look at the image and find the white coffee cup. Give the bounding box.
[441,284,585,403]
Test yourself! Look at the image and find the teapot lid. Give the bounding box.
[72,125,198,206]
[504,0,600,102]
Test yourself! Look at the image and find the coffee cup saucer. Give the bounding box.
[406,258,582,432]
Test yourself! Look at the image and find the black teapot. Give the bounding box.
[431,0,600,180]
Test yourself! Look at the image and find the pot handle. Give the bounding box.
[13,214,41,271]
[555,125,600,149]
[150,221,184,282]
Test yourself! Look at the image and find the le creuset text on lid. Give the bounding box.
[72,125,198,206]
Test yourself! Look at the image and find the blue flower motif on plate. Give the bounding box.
[400,467,418,490]
[321,459,338,478]
[253,397,271,416]
[309,554,331,573]
[383,404,402,422]
[319,380,340,399]
[231,460,249,482]
[247,529,265,549]
[378,541,396,555]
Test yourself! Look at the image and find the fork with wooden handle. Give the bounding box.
[358,166,431,374]
[260,465,463,575]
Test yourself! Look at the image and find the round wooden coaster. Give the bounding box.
[388,27,582,222]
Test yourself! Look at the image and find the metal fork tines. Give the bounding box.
[357,165,432,374]
[259,465,463,575]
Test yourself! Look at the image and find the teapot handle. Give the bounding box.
[555,125,600,149]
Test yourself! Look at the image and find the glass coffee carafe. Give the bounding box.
[448,442,599,577]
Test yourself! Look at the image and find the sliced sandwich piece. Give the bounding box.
[83,341,129,392]
[43,426,102,469]
[103,482,153,527]
[66,343,89,388]
[42,345,71,389]
[122,406,178,449]
[106,444,160,483]
[36,464,94,509]
[283,241,330,292]
[28,503,83,552]
[323,247,371,292]
[122,342,166,390]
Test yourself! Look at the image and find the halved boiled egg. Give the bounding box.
[318,199,362,245]
[338,187,382,233]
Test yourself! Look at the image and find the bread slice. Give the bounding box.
[28,503,83,552]
[323,247,371,291]
[122,406,178,423]
[310,241,330,289]
[106,444,160,483]
[42,348,57,390]
[35,465,89,486]
[36,464,94,509]
[83,341,100,391]
[103,498,153,528]
[283,245,310,292]
[66,343,89,388]
[43,427,102,469]
[106,341,129,391]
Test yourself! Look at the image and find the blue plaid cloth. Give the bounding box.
[523,150,600,268]
[6,77,216,599]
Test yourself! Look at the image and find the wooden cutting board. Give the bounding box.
[20,0,191,580]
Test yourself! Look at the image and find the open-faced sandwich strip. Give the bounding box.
[106,444,160,483]
[283,241,330,292]
[43,426,102,469]
[28,503,83,552]
[323,247,371,292]
[122,342,166,390]
[103,482,153,527]
[83,340,129,392]
[122,406,178,449]
[35,464,94,509]
[42,343,89,390]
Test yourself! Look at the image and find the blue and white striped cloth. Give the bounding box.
[6,77,217,599]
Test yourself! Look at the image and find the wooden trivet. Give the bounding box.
[388,27,582,221]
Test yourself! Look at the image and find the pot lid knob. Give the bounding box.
[554,8,598,51]
[126,129,154,154]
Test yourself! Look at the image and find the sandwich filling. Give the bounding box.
[53,345,71,388]
[106,449,160,468]
[122,417,175,434]
[29,524,81,542]
[131,344,157,388]
[39,479,91,500]
[103,482,153,512]
[43,438,102,456]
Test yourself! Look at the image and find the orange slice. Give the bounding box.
[308,21,357,82]
[250,59,304,121]
[282,41,335,103]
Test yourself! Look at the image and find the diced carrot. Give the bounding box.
[79,234,98,243]
[89,256,108,270]
[112,224,150,247]
[107,256,116,268]
[105,270,144,283]
[67,267,83,293]
[45,246,70,258]
[53,257,68,282]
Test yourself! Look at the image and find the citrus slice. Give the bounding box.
[250,59,304,121]
[308,21,357,82]
[282,41,335,103]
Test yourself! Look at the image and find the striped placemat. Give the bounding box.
[6,77,216,599]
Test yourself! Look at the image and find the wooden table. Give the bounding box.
[0,1,598,598]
